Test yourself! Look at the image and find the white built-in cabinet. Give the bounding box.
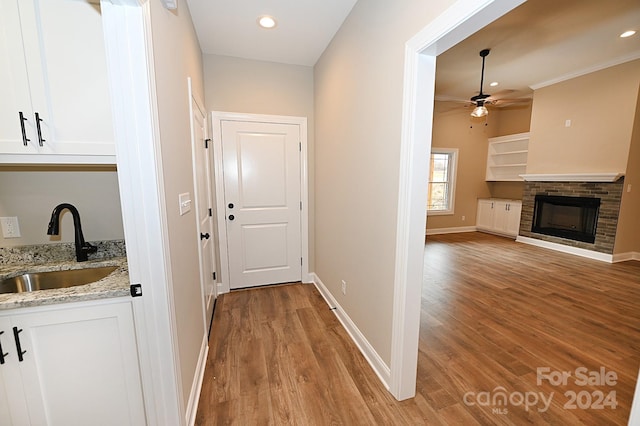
[485,132,529,181]
[0,0,115,164]
[476,198,522,237]
[0,299,145,425]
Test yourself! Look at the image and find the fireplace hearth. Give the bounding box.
[531,195,600,243]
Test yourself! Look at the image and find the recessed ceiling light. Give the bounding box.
[257,15,277,29]
[620,30,636,38]
[490,81,499,87]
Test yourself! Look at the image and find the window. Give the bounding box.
[427,148,458,215]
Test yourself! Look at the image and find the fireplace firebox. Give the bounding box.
[531,195,600,243]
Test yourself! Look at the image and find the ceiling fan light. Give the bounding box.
[471,105,488,118]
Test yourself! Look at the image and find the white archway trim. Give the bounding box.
[101,0,184,423]
[390,0,526,400]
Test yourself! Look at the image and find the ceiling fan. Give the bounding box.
[467,49,533,117]
[470,48,491,118]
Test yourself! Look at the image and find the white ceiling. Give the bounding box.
[186,0,358,66]
[186,0,640,98]
[435,0,640,105]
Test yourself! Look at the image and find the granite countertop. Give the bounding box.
[0,241,130,310]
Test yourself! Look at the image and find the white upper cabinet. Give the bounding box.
[0,0,115,164]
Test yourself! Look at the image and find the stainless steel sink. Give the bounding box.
[0,266,118,294]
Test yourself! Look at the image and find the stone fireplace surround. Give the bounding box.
[518,177,624,255]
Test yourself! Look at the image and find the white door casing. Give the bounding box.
[222,120,301,289]
[188,79,217,332]
[212,112,309,293]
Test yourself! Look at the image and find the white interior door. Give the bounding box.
[221,120,302,289]
[190,86,216,331]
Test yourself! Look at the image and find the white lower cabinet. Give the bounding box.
[476,199,522,238]
[0,298,145,425]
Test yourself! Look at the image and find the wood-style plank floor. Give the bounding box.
[195,232,640,425]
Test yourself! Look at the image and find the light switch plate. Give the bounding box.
[179,192,192,216]
[1,217,21,238]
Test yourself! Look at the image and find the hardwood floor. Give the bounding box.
[195,232,640,425]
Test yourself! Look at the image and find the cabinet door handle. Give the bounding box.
[12,327,26,362]
[18,112,30,146]
[35,112,46,146]
[0,331,7,364]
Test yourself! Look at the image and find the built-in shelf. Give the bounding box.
[486,132,529,181]
[492,150,528,156]
[490,163,528,168]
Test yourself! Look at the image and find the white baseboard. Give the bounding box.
[425,226,477,235]
[612,252,640,263]
[187,336,209,426]
[310,273,391,389]
[516,236,614,263]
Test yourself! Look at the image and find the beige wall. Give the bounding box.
[203,54,316,269]
[0,168,123,247]
[427,107,491,230]
[203,54,313,117]
[527,60,640,174]
[492,104,532,137]
[427,103,531,230]
[614,89,640,255]
[314,0,456,365]
[149,0,205,410]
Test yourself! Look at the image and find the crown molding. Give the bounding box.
[530,51,640,90]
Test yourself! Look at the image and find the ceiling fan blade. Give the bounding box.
[490,98,533,107]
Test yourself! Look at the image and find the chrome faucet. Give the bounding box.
[47,203,97,262]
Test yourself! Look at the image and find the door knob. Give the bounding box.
[200,233,210,240]
[228,215,235,221]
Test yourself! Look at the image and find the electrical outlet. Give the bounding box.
[341,280,347,295]
[1,217,21,238]
[462,215,466,221]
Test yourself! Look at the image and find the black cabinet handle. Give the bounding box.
[13,327,25,362]
[18,112,30,146]
[228,203,234,209]
[228,215,235,221]
[200,232,210,240]
[35,112,45,146]
[0,331,7,365]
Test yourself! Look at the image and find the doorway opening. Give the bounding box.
[391,0,526,400]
